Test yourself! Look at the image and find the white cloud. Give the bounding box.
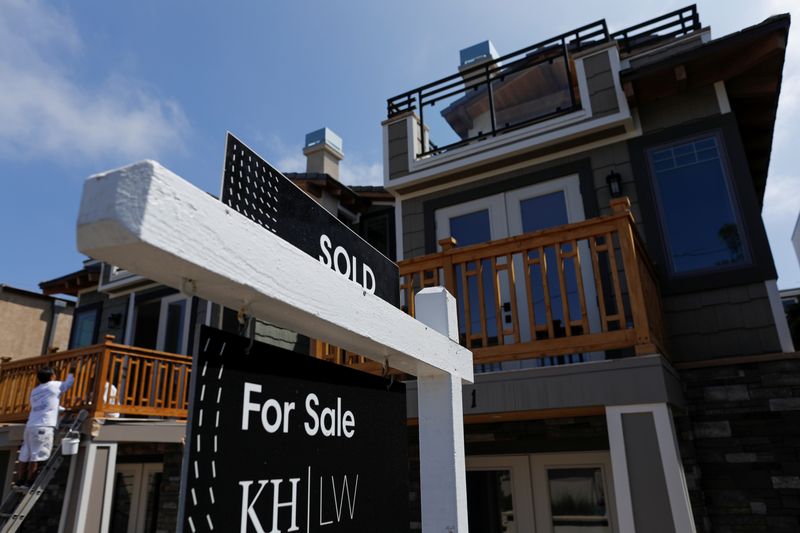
[340,159,383,186]
[0,0,188,163]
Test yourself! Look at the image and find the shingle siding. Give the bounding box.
[664,283,781,363]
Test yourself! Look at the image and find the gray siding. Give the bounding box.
[400,139,642,259]
[387,121,409,180]
[100,294,129,342]
[664,282,781,362]
[639,85,720,133]
[623,412,676,533]
[584,51,620,117]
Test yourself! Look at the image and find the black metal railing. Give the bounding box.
[386,21,609,157]
[385,6,701,158]
[611,5,700,54]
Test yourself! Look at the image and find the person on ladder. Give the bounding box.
[12,363,76,490]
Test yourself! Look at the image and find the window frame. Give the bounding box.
[645,131,751,277]
[628,114,777,295]
[68,303,102,349]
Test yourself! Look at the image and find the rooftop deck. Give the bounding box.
[386,5,701,158]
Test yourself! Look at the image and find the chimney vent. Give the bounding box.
[303,127,344,180]
[458,40,501,89]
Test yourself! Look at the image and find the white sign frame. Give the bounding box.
[77,160,473,533]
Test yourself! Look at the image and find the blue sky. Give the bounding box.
[1,0,798,292]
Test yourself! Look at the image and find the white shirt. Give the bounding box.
[27,375,74,428]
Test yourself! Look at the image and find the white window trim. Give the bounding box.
[530,451,618,533]
[156,293,192,354]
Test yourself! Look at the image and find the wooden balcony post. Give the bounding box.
[610,196,631,216]
[612,199,656,355]
[91,337,114,418]
[438,237,458,298]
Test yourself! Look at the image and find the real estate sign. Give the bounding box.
[182,326,409,533]
[221,133,399,306]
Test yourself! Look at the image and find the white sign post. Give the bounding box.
[76,160,473,533]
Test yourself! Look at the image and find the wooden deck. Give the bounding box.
[0,337,192,423]
[313,197,666,372]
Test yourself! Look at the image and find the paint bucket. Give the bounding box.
[61,431,80,456]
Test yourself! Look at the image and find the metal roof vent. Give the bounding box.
[459,40,499,68]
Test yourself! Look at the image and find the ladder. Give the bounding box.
[0,410,88,533]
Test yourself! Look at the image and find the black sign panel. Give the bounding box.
[182,327,409,533]
[221,133,399,306]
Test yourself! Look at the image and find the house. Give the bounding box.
[377,5,794,532]
[0,284,75,361]
[0,128,396,533]
[1,5,796,532]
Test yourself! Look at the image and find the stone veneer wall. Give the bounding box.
[677,356,800,532]
[14,456,70,532]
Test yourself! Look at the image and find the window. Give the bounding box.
[69,305,100,349]
[647,134,748,275]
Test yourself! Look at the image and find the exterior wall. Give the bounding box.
[387,119,410,180]
[638,85,720,133]
[678,357,800,532]
[400,139,641,259]
[9,449,72,532]
[622,412,676,533]
[0,289,74,360]
[793,215,800,267]
[584,50,620,117]
[664,283,781,363]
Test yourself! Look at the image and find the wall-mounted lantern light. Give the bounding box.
[107,313,122,329]
[606,171,623,198]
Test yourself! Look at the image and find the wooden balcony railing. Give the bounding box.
[313,197,666,371]
[0,337,192,423]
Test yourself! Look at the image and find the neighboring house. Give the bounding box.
[379,6,793,532]
[782,287,800,349]
[0,128,396,533]
[0,284,75,361]
[793,213,799,266]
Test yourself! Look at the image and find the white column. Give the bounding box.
[61,442,118,533]
[415,287,469,533]
[606,403,696,533]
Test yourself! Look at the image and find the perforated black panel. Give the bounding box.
[221,133,399,306]
[222,137,282,234]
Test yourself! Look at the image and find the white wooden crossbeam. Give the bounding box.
[76,160,474,382]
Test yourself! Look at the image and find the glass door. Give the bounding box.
[110,463,164,533]
[466,455,535,533]
[436,194,509,351]
[466,452,618,533]
[506,176,602,362]
[156,294,191,354]
[530,452,617,533]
